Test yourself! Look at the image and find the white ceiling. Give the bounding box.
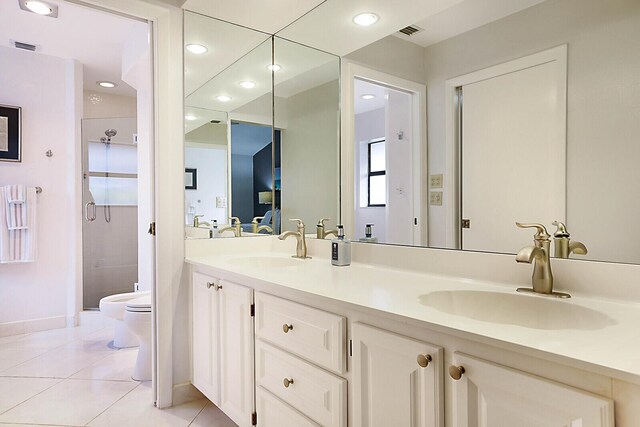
[0,0,145,97]
[354,79,386,115]
[393,0,548,47]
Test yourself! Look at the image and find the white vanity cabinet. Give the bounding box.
[351,322,444,427]
[191,272,255,427]
[449,352,614,427]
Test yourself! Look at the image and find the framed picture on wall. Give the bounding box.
[185,168,197,190]
[0,104,21,163]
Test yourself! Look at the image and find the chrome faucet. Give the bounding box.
[251,216,273,234]
[515,222,570,298]
[279,219,311,259]
[193,214,210,228]
[552,221,588,259]
[316,218,338,239]
[219,217,242,237]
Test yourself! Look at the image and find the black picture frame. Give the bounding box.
[0,104,21,163]
[185,168,197,190]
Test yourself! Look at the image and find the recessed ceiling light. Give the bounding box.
[239,81,256,89]
[185,115,197,121]
[24,1,53,15]
[185,44,208,55]
[267,64,281,72]
[361,94,376,100]
[97,81,116,88]
[216,95,232,102]
[353,13,379,26]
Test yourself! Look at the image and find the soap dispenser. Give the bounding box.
[359,223,378,243]
[331,225,351,266]
[210,219,219,238]
[552,221,588,259]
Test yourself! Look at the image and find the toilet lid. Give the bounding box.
[126,295,151,312]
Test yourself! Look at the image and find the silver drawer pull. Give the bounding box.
[283,377,294,388]
[282,324,293,333]
[449,365,465,380]
[206,282,214,289]
[417,354,432,368]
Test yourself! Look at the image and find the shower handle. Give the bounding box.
[85,202,96,222]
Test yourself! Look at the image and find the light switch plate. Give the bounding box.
[430,174,443,188]
[430,191,443,206]
[216,196,227,208]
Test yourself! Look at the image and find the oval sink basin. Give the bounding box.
[419,290,616,330]
[226,256,304,268]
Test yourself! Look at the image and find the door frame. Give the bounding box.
[444,45,568,249]
[341,61,427,245]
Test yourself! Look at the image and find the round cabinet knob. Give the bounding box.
[206,282,214,289]
[449,365,465,381]
[214,283,223,291]
[283,378,294,388]
[417,354,432,368]
[282,324,293,333]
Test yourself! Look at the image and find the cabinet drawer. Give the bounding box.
[256,386,319,427]
[255,292,346,373]
[256,340,347,427]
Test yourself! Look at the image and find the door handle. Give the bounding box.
[85,202,96,222]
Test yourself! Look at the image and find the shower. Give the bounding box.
[100,128,118,145]
[100,129,117,222]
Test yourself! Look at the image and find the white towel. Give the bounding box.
[4,185,28,230]
[0,187,37,263]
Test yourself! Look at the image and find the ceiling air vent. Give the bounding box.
[13,41,37,51]
[398,25,423,37]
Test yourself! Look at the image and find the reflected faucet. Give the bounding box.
[193,214,209,228]
[219,217,242,237]
[279,219,311,259]
[552,221,588,259]
[251,216,273,234]
[316,218,338,239]
[515,222,570,298]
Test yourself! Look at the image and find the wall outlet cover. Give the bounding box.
[216,196,227,208]
[430,174,443,188]
[430,191,443,206]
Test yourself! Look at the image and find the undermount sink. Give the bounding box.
[419,290,616,330]
[226,256,304,268]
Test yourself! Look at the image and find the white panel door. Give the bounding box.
[191,272,220,405]
[461,53,566,253]
[219,280,254,427]
[450,352,614,427]
[352,323,444,427]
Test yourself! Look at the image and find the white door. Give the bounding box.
[450,352,614,427]
[351,323,444,427]
[461,48,566,253]
[191,273,220,405]
[219,280,254,427]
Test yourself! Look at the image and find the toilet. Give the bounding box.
[99,290,150,348]
[124,294,152,381]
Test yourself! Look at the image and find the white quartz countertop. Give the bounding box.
[186,250,640,384]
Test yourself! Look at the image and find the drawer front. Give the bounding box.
[256,386,320,427]
[255,292,346,373]
[256,340,347,427]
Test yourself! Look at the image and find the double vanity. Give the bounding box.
[186,236,640,426]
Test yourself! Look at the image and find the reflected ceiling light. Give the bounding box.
[216,95,232,102]
[185,44,208,54]
[185,115,197,121]
[22,1,55,16]
[267,64,281,72]
[97,81,116,88]
[239,81,256,89]
[361,94,376,100]
[353,13,379,26]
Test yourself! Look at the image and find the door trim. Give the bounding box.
[444,44,568,249]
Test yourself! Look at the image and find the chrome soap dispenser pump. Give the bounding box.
[331,225,351,266]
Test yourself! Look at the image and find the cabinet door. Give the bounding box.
[256,386,320,427]
[450,352,614,427]
[219,280,254,427]
[352,322,444,427]
[192,272,220,405]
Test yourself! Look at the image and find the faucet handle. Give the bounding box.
[230,216,241,225]
[551,221,570,237]
[317,218,331,227]
[289,218,305,229]
[516,222,550,241]
[194,214,204,218]
[252,216,264,224]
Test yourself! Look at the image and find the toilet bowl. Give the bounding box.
[124,294,152,381]
[99,290,150,348]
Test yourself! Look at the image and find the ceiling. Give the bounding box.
[0,0,145,97]
[230,122,273,157]
[354,79,386,115]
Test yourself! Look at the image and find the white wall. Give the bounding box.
[281,80,340,232]
[185,144,227,224]
[0,46,82,333]
[423,0,640,262]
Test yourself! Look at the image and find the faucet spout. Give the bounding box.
[279,219,310,259]
[516,246,545,264]
[569,241,588,255]
[278,231,299,241]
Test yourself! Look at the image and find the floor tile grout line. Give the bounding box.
[0,376,64,416]
[187,403,209,427]
[83,381,142,426]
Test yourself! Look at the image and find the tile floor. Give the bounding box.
[0,326,237,427]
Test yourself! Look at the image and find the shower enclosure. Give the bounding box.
[82,117,138,309]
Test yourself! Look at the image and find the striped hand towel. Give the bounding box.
[4,185,28,230]
[0,186,37,263]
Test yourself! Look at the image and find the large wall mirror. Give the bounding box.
[184,11,341,239]
[282,0,640,265]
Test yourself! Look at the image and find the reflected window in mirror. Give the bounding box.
[367,139,386,207]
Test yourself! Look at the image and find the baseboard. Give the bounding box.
[0,315,71,337]
[172,382,205,406]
